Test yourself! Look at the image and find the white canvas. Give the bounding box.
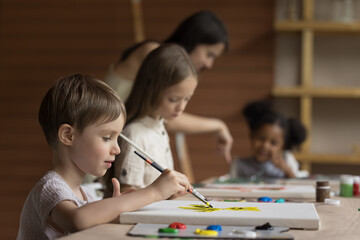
[119,200,320,230]
[195,184,315,199]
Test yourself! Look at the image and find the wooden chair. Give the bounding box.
[174,133,195,183]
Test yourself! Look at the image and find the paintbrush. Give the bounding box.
[119,133,213,208]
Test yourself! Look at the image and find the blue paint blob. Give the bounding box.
[258,196,273,202]
[206,225,222,231]
[275,198,285,203]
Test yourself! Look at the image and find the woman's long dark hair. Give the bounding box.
[164,11,229,53]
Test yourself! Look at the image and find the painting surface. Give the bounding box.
[196,184,315,198]
[120,200,320,229]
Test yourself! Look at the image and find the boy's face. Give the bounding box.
[190,42,225,73]
[70,115,125,177]
[250,123,284,163]
[152,76,198,120]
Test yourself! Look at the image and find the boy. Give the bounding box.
[17,74,191,240]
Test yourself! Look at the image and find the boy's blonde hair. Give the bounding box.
[39,73,126,147]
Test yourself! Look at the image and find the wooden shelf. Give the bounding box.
[272,87,360,98]
[273,0,360,173]
[275,21,360,33]
[294,153,360,165]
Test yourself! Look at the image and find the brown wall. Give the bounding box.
[0,0,274,238]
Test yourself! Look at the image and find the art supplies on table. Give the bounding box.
[195,183,315,199]
[120,200,320,230]
[275,174,340,188]
[128,223,293,239]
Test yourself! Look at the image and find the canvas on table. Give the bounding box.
[120,200,320,230]
[195,184,315,199]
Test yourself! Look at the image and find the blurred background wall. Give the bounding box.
[0,0,274,238]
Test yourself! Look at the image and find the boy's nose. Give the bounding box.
[112,143,121,155]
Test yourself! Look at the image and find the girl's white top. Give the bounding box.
[118,116,174,188]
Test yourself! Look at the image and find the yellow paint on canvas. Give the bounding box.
[179,204,260,212]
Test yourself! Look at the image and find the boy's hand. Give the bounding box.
[112,178,121,197]
[112,178,136,197]
[150,169,192,200]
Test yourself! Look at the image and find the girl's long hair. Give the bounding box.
[125,44,197,125]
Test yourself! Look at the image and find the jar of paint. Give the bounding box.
[316,181,330,202]
[340,175,354,197]
[353,176,360,196]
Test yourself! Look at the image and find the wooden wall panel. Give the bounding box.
[0,1,133,239]
[0,0,274,238]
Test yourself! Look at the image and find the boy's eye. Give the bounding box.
[103,137,111,141]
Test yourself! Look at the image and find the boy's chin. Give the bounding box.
[91,170,106,178]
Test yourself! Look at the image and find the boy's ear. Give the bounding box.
[58,124,75,146]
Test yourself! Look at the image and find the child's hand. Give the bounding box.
[150,169,192,200]
[270,151,285,168]
[270,151,296,178]
[111,178,136,197]
[112,178,121,197]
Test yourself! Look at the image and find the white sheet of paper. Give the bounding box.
[120,200,320,230]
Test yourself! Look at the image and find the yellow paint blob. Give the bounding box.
[195,229,218,236]
[179,204,260,212]
[179,205,222,212]
[225,207,260,211]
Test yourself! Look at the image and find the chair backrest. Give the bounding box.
[175,132,195,183]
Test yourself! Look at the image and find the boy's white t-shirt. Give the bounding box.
[118,116,174,188]
[17,171,96,240]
